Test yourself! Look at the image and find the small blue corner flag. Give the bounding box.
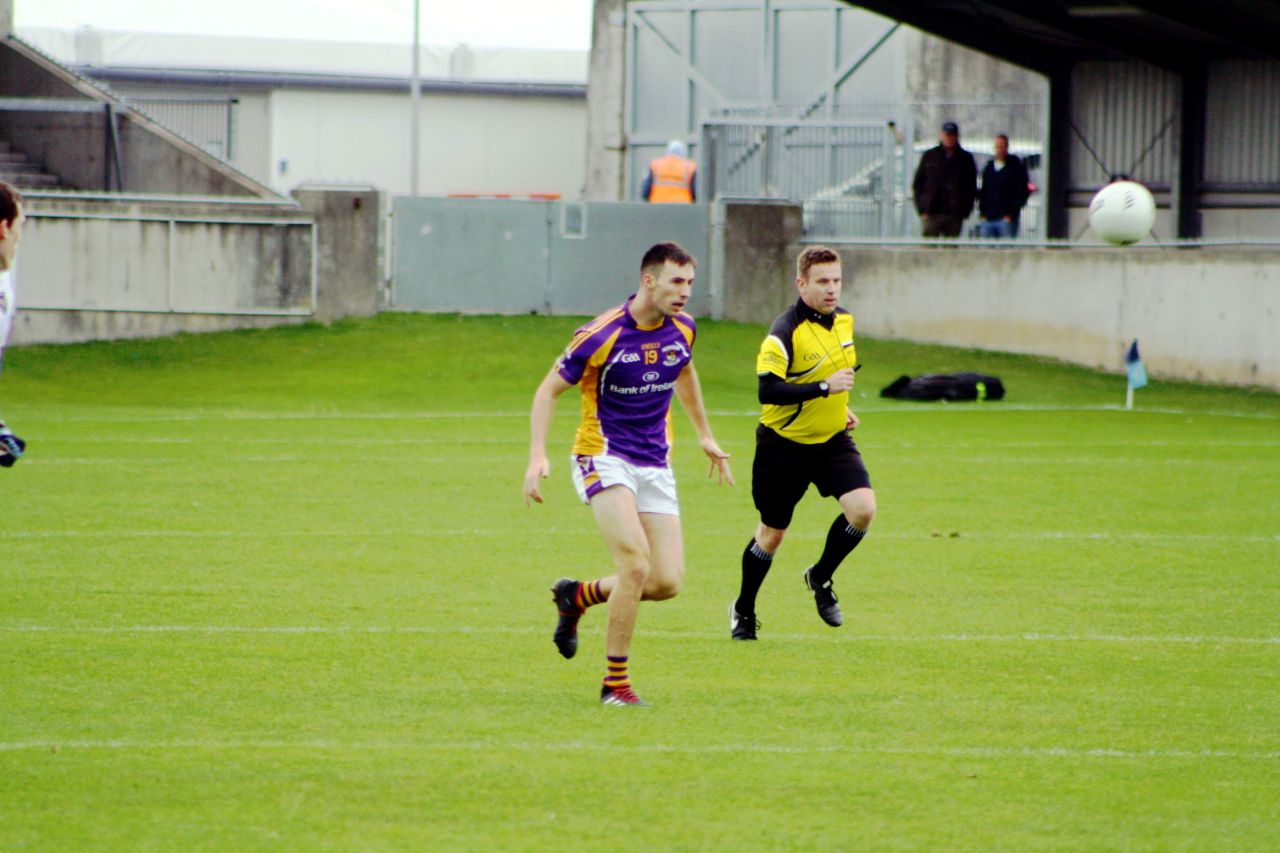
[1125,339,1148,390]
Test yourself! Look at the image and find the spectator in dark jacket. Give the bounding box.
[912,121,977,238]
[977,134,1031,238]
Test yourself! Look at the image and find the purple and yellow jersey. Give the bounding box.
[556,296,696,467]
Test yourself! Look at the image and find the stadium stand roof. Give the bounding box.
[840,1,1280,71]
[17,27,588,93]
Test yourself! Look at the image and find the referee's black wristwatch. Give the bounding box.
[817,380,830,397]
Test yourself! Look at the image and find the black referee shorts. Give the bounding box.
[751,424,872,531]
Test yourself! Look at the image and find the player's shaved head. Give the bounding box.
[641,242,697,278]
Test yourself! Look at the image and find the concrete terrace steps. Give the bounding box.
[0,140,62,189]
[1,172,60,188]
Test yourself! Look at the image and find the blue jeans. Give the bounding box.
[979,219,1017,239]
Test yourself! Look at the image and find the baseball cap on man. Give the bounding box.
[941,121,959,134]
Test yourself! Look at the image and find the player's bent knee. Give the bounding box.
[755,525,786,552]
[644,577,681,601]
[616,563,651,590]
[842,490,876,529]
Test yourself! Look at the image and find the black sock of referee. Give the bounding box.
[809,516,867,586]
[736,539,774,616]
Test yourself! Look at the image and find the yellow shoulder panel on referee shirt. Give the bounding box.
[757,305,857,444]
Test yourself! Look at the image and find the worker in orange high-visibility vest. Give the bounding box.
[642,140,697,204]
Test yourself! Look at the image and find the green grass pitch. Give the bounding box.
[1,313,1277,850]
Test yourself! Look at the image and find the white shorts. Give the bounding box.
[570,453,680,516]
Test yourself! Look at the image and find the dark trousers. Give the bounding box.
[921,213,963,237]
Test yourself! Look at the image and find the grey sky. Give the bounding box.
[15,0,594,49]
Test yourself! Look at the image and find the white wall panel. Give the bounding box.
[269,89,586,198]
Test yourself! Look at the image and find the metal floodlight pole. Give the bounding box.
[410,0,421,196]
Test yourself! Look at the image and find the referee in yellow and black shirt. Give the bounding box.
[729,246,876,640]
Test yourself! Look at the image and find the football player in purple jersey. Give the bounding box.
[524,242,733,706]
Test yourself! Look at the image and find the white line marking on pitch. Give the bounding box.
[22,454,526,466]
[0,740,1275,760]
[30,404,1280,423]
[1,529,1275,542]
[30,454,1253,467]
[37,436,1280,450]
[22,450,1276,469]
[51,437,526,446]
[0,528,573,539]
[978,531,1280,543]
[2,625,1276,645]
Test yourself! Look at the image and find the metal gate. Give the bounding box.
[701,118,909,239]
[391,197,710,316]
[625,0,906,202]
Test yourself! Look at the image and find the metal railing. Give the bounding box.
[700,104,1049,241]
[701,118,909,239]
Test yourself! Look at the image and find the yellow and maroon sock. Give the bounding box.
[603,655,630,692]
[574,579,606,611]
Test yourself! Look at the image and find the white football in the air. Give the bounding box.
[1088,180,1156,245]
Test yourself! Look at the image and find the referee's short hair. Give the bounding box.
[641,241,697,276]
[796,245,841,280]
[0,181,22,226]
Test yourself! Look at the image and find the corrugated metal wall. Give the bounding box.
[1205,60,1280,188]
[125,97,238,161]
[1071,60,1280,193]
[1069,62,1179,191]
[1065,58,1280,239]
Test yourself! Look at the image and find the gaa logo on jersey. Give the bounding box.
[0,292,7,314]
[661,342,688,366]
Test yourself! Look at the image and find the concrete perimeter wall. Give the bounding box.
[293,187,383,322]
[717,203,1280,389]
[10,193,1277,392]
[836,246,1279,388]
[10,188,381,345]
[712,202,805,323]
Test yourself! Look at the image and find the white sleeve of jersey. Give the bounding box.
[0,271,14,358]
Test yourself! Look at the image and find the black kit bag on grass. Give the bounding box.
[880,372,1005,402]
